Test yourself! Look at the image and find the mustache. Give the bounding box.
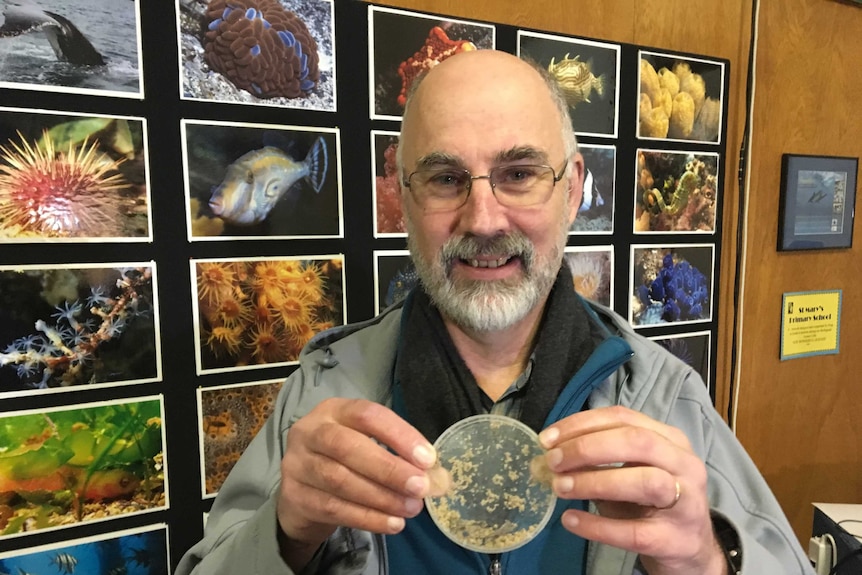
[439,233,534,272]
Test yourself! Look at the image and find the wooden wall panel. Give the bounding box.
[737,0,862,540]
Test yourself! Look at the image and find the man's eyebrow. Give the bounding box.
[413,152,464,170]
[494,146,550,165]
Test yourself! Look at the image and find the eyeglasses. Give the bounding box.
[403,161,568,212]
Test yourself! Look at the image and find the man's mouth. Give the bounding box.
[463,256,513,269]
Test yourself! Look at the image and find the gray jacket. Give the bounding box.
[176,301,814,575]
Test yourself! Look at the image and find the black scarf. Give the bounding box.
[395,264,597,443]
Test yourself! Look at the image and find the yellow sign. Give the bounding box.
[780,290,842,360]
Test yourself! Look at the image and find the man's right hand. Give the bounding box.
[276,398,437,570]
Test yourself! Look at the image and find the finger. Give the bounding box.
[550,465,680,509]
[539,406,689,450]
[328,399,437,468]
[559,508,673,557]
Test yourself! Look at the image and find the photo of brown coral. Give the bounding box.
[0,263,161,397]
[517,31,620,138]
[0,108,150,242]
[198,378,284,496]
[369,6,495,120]
[372,130,405,237]
[563,246,613,308]
[638,51,724,144]
[178,0,335,111]
[192,256,345,374]
[634,149,719,233]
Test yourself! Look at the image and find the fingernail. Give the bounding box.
[405,474,429,497]
[562,511,580,529]
[413,444,436,468]
[554,475,574,494]
[539,427,559,448]
[387,516,405,532]
[404,497,423,515]
[546,448,563,469]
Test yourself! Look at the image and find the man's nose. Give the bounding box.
[458,177,508,235]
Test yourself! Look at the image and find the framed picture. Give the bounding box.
[778,154,858,251]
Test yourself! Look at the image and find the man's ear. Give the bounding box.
[566,153,585,225]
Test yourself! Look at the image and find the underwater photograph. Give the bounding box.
[634,149,719,233]
[0,263,161,397]
[571,144,616,234]
[369,5,495,120]
[649,331,711,393]
[629,244,714,328]
[0,0,143,97]
[372,130,405,237]
[0,523,169,574]
[178,0,336,111]
[563,246,613,308]
[198,378,284,496]
[517,30,620,138]
[183,119,343,240]
[373,250,416,315]
[0,108,151,242]
[0,397,167,540]
[638,50,725,144]
[191,256,346,374]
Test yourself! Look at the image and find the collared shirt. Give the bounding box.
[480,355,534,420]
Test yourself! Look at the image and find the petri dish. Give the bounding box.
[424,414,557,553]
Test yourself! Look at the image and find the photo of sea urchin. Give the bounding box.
[0,109,150,241]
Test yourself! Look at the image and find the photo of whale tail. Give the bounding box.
[0,1,105,65]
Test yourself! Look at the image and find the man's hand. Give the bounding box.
[276,398,436,570]
[538,406,727,575]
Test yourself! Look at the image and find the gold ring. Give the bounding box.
[656,479,681,510]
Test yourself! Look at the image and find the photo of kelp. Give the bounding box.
[571,144,616,234]
[0,108,151,242]
[183,120,342,240]
[629,244,714,327]
[374,250,417,316]
[372,130,405,237]
[634,149,719,233]
[198,378,284,496]
[0,397,167,540]
[638,51,724,144]
[369,5,495,120]
[518,31,620,138]
[178,0,336,111]
[191,256,346,374]
[563,246,613,308]
[0,263,161,397]
[649,331,711,393]
[0,0,143,97]
[0,523,169,575]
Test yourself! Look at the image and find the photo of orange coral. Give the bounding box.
[191,256,345,374]
[638,51,724,144]
[198,378,284,496]
[369,6,495,120]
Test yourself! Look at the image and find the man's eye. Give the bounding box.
[497,166,538,183]
[428,172,464,187]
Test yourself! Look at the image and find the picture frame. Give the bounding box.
[778,154,858,251]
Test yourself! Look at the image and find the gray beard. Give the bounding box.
[407,229,565,332]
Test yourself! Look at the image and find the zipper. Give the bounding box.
[488,554,501,575]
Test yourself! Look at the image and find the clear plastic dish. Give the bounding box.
[424,414,557,553]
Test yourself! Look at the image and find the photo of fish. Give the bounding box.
[635,149,719,233]
[372,130,405,237]
[563,246,613,308]
[0,107,151,242]
[629,244,714,328]
[571,144,615,234]
[183,119,342,240]
[649,331,712,395]
[0,262,161,397]
[178,0,336,111]
[0,523,169,574]
[191,256,346,374]
[369,5,495,121]
[373,250,416,316]
[638,50,725,144]
[0,396,167,540]
[518,31,620,138]
[198,378,284,496]
[0,0,143,97]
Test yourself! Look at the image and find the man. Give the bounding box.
[177,50,813,575]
